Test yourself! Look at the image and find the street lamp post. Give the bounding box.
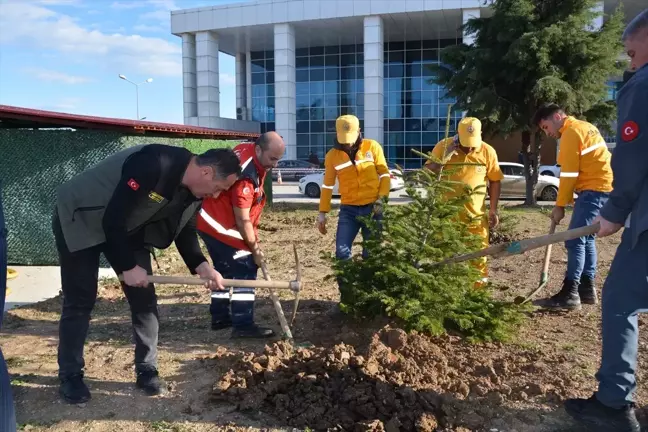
[118,74,153,120]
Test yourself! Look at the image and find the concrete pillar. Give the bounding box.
[195,31,219,125]
[245,51,252,121]
[462,8,480,46]
[363,16,384,143]
[181,33,197,124]
[274,23,296,159]
[235,52,247,120]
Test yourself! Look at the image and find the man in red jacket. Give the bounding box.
[197,132,285,338]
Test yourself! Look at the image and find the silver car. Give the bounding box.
[498,162,560,201]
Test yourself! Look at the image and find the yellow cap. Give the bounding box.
[336,115,360,144]
[457,117,482,148]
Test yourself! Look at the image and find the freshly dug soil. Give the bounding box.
[212,326,580,431]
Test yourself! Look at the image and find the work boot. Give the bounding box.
[564,394,640,432]
[579,275,598,305]
[59,373,91,404]
[136,369,167,396]
[211,318,232,330]
[231,324,274,339]
[533,279,581,310]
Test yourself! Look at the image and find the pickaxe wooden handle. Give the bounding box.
[118,275,301,291]
[431,222,600,267]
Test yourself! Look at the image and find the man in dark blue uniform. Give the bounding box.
[564,8,648,432]
[1,180,17,431]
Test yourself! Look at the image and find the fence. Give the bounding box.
[1,130,233,266]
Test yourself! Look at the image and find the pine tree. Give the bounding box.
[327,139,529,342]
[431,0,625,204]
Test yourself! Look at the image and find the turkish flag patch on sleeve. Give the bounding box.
[621,121,639,142]
[127,178,140,191]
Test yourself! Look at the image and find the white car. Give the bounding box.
[498,162,559,201]
[539,164,561,177]
[298,167,405,198]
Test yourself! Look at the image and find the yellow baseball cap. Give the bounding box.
[336,115,360,144]
[457,117,482,148]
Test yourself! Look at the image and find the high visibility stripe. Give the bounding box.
[231,293,255,301]
[199,208,243,240]
[233,249,252,260]
[560,172,579,178]
[581,141,606,156]
[322,185,334,190]
[211,291,230,299]
[240,156,253,171]
[355,159,372,165]
[379,174,390,179]
[335,161,353,170]
[233,287,255,294]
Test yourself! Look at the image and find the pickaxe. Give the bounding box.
[118,243,303,341]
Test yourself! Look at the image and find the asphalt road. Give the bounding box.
[272,183,554,206]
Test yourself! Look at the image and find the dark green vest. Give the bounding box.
[56,145,200,253]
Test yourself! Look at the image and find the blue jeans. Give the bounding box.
[0,184,17,431]
[595,229,648,408]
[335,204,382,261]
[199,234,258,328]
[565,190,609,282]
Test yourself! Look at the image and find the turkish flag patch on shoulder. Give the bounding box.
[621,121,639,142]
[127,178,140,191]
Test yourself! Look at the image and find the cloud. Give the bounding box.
[0,3,182,77]
[23,67,94,84]
[133,24,165,33]
[220,73,236,86]
[110,1,145,9]
[40,97,85,112]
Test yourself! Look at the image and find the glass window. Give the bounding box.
[422,40,438,50]
[340,106,356,116]
[356,53,363,64]
[406,40,422,50]
[387,64,404,78]
[406,50,422,64]
[266,72,274,83]
[297,133,310,146]
[387,78,403,92]
[267,84,275,98]
[310,68,324,81]
[296,57,309,68]
[324,68,339,81]
[405,132,421,145]
[310,82,324,95]
[411,105,423,118]
[406,118,422,131]
[422,118,440,131]
[297,108,310,121]
[296,82,310,95]
[422,49,438,62]
[252,84,266,98]
[422,132,440,146]
[388,42,405,51]
[310,55,325,67]
[341,44,355,54]
[311,120,325,133]
[325,55,339,67]
[250,51,265,60]
[296,48,309,57]
[325,107,339,120]
[356,66,363,77]
[388,119,404,131]
[296,94,310,108]
[296,69,309,82]
[297,146,310,159]
[251,59,265,74]
[251,73,265,85]
[325,45,340,54]
[341,53,356,66]
[310,108,324,120]
[510,165,524,176]
[325,93,339,107]
[309,94,323,107]
[297,121,309,133]
[408,64,422,77]
[386,105,402,120]
[265,59,274,70]
[341,67,355,80]
[310,46,325,56]
[324,81,338,94]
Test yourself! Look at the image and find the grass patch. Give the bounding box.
[181,139,236,154]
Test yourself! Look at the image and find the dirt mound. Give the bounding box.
[212,327,579,431]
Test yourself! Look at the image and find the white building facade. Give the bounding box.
[171,0,632,167]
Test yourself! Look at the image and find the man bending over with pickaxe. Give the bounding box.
[197,132,285,339]
[54,144,240,404]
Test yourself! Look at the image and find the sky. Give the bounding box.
[0,0,248,124]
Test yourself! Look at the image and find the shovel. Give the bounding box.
[513,220,557,304]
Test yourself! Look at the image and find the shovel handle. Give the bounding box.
[541,220,557,276]
[118,275,297,290]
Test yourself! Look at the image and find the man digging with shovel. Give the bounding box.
[54,144,240,404]
[198,132,285,339]
[532,103,613,310]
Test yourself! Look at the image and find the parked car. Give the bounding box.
[498,162,559,201]
[298,166,406,198]
[271,159,319,182]
[539,164,561,177]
